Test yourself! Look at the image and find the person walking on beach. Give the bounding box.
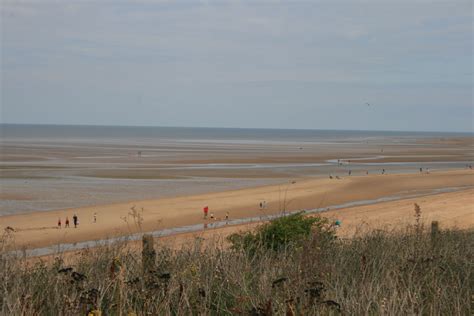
[203,206,209,219]
[65,217,70,228]
[58,218,61,229]
[73,214,78,228]
[93,212,97,223]
[225,212,229,222]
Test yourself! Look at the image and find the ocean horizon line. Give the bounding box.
[1,122,472,135]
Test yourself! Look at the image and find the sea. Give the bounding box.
[1,124,472,143]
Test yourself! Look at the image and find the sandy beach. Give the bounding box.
[1,127,473,253]
[1,169,473,251]
[151,186,474,250]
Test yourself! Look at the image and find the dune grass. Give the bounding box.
[0,213,472,315]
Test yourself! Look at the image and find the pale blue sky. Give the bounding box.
[1,0,472,132]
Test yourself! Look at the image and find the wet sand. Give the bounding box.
[1,133,473,215]
[1,170,473,251]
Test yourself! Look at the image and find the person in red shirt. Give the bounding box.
[203,206,209,219]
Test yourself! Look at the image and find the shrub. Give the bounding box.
[227,212,335,253]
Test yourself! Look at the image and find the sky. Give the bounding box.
[1,0,473,132]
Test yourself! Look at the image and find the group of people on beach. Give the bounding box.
[329,168,387,179]
[57,212,97,229]
[420,167,430,173]
[203,201,266,224]
[328,164,467,179]
[58,214,78,229]
[203,206,230,222]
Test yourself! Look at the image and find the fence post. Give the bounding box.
[142,234,156,277]
[431,221,439,247]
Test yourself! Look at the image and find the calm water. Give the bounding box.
[2,124,471,144]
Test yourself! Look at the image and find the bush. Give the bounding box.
[227,212,336,253]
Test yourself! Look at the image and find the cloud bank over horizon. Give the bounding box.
[1,1,472,132]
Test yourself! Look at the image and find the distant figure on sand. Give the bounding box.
[65,217,70,228]
[203,206,209,219]
[57,218,61,229]
[348,170,352,176]
[93,213,97,223]
[382,169,385,175]
[210,213,214,220]
[420,167,423,173]
[225,212,229,222]
[73,214,78,228]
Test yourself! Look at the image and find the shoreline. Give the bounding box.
[1,169,473,252]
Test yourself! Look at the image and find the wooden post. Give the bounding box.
[142,234,156,276]
[431,221,439,246]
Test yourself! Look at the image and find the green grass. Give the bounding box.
[1,215,472,315]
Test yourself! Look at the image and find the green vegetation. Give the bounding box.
[1,214,472,315]
[227,212,335,254]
